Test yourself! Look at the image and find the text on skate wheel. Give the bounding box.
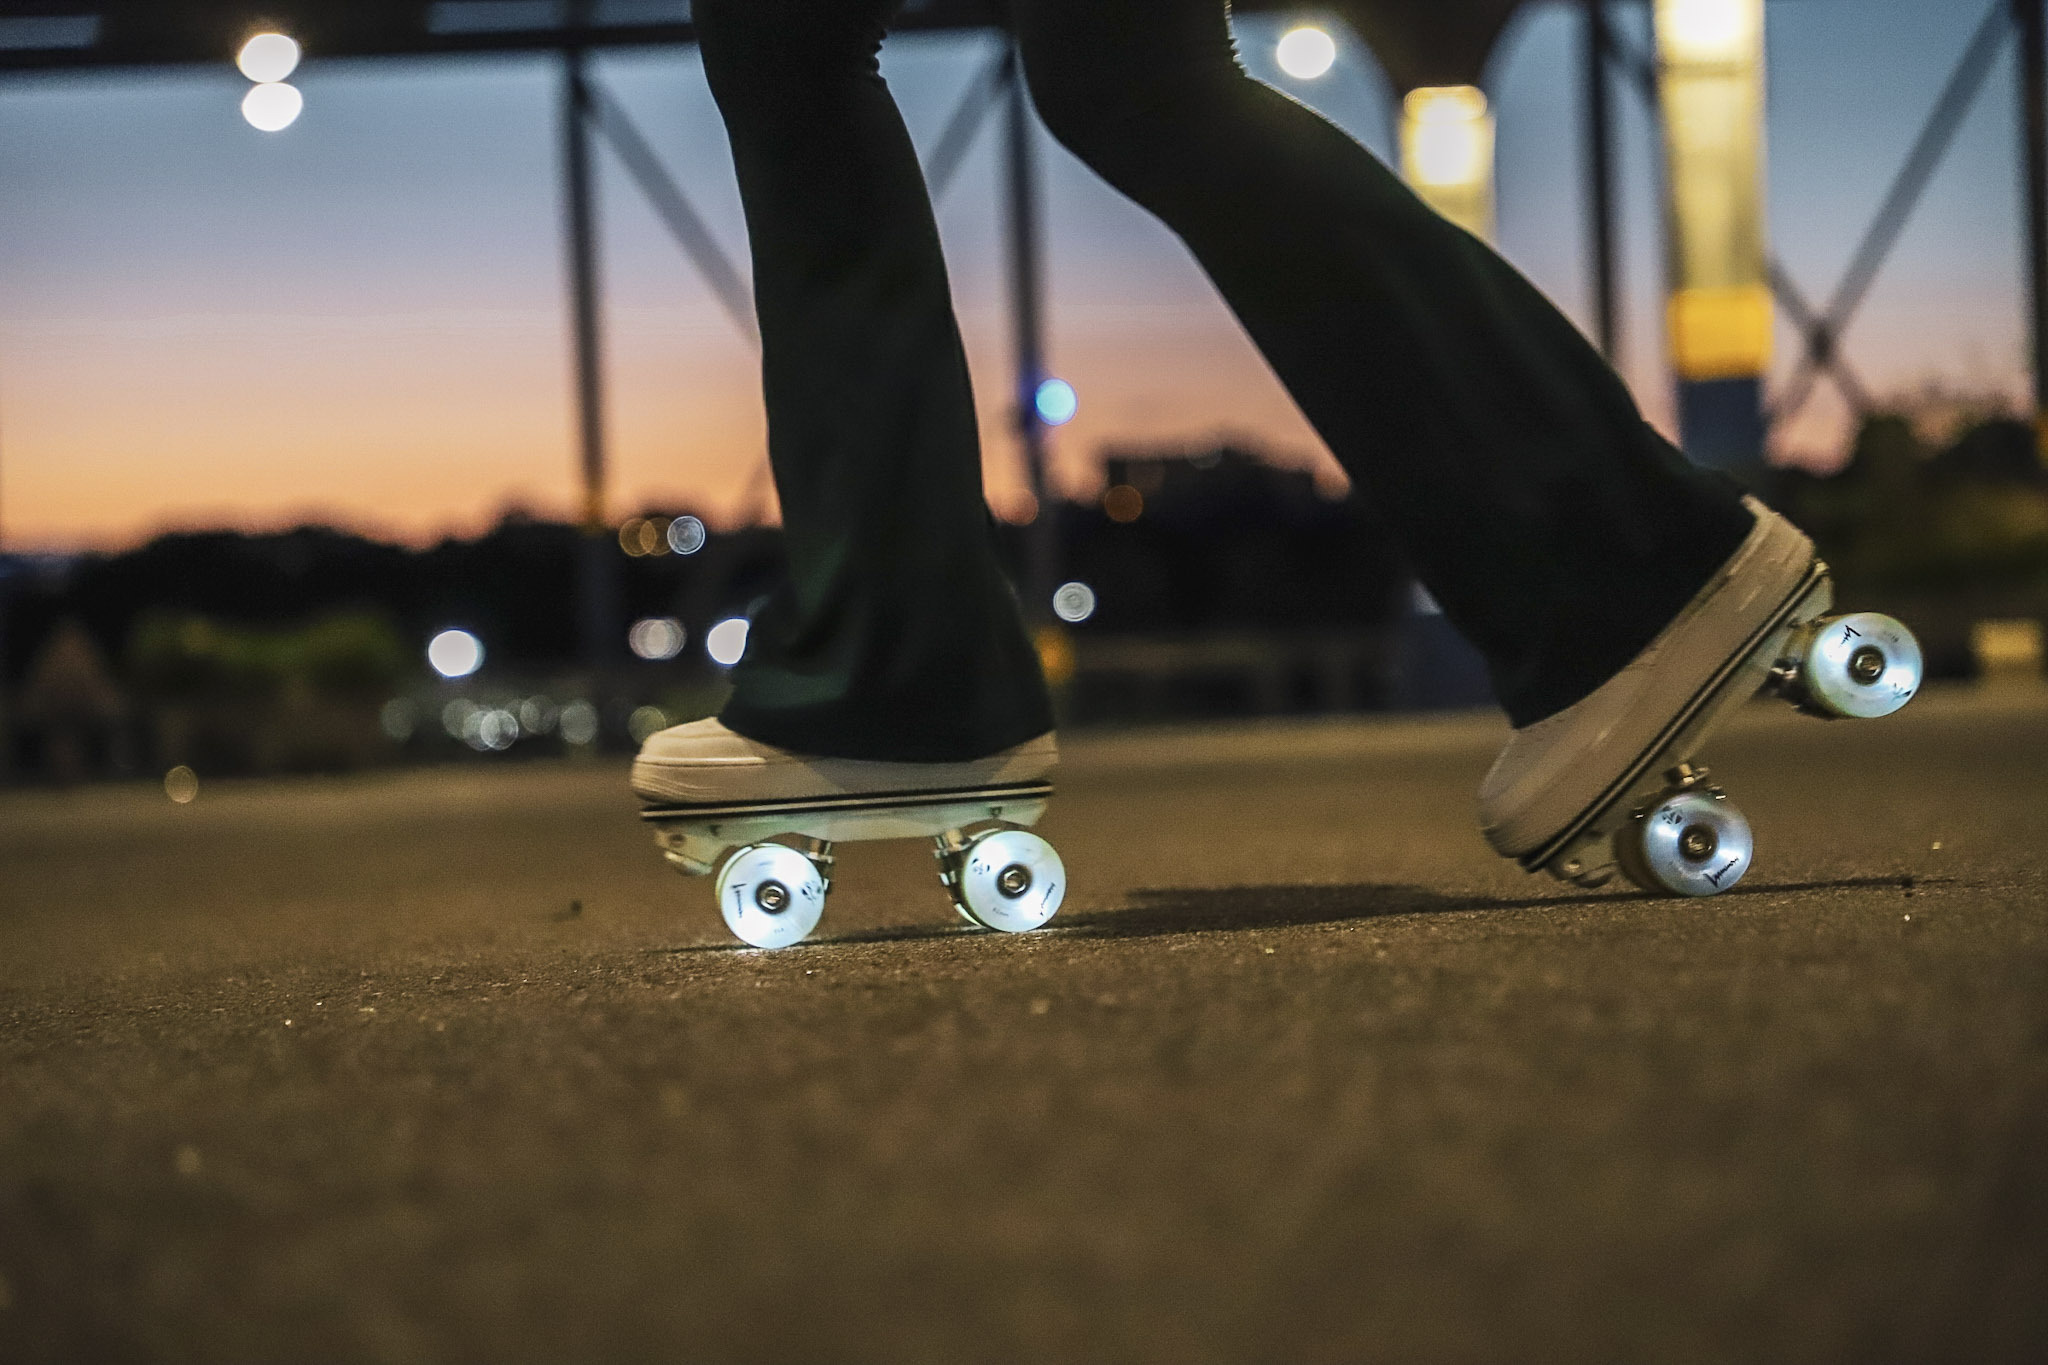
[714,843,827,948]
[950,829,1065,933]
[1797,612,1922,719]
[1616,788,1753,897]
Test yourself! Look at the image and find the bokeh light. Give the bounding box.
[629,617,687,661]
[519,696,558,734]
[559,699,600,746]
[464,708,519,752]
[427,628,483,679]
[628,705,670,743]
[618,517,669,557]
[1034,377,1078,426]
[1276,26,1337,80]
[241,82,303,132]
[1102,484,1144,523]
[666,515,707,555]
[442,697,476,738]
[705,617,751,667]
[236,33,300,83]
[1003,490,1040,526]
[379,697,417,741]
[1053,582,1097,624]
[164,765,199,804]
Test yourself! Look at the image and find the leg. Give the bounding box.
[1012,2,1754,727]
[696,0,1053,761]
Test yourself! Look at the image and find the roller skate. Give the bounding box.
[633,719,1063,948]
[1479,498,1922,897]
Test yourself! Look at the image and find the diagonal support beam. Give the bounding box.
[587,80,757,345]
[924,44,1012,208]
[1771,0,2008,426]
[1616,4,2004,430]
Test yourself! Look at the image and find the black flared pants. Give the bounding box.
[701,0,1755,762]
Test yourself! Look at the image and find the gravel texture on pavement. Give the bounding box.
[2,689,2045,1363]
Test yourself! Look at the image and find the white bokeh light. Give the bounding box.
[1052,582,1097,624]
[237,33,301,83]
[242,82,304,132]
[427,628,484,679]
[1276,26,1337,80]
[705,617,751,667]
[558,699,600,746]
[629,617,687,661]
[666,515,707,555]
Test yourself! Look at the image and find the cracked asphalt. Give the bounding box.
[2,689,2045,1363]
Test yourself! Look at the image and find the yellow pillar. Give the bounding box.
[1400,85,1496,242]
[1656,0,1771,384]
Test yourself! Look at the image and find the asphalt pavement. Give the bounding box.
[2,688,2046,1363]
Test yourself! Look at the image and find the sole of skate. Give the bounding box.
[641,781,1062,948]
[1528,560,1923,897]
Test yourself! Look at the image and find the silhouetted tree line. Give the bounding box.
[0,444,1412,699]
[1776,415,2048,593]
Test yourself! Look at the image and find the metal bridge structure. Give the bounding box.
[1,0,2044,669]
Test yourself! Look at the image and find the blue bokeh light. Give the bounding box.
[1034,377,1078,426]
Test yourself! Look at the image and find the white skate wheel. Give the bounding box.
[1799,612,1921,719]
[952,829,1065,933]
[714,843,826,948]
[1616,788,1753,897]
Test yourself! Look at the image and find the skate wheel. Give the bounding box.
[949,829,1065,933]
[1615,788,1753,897]
[714,843,826,948]
[1798,612,1922,718]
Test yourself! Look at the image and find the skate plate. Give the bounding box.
[641,780,1053,876]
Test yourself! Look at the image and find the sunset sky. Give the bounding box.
[0,0,2033,551]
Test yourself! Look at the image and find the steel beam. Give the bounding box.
[1001,49,1056,622]
[2019,0,2048,449]
[561,43,616,672]
[588,83,756,344]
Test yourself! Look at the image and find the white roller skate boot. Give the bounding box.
[633,719,1063,947]
[1478,497,1922,897]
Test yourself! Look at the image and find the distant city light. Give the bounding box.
[427,628,483,679]
[236,33,300,83]
[379,697,417,741]
[519,696,558,734]
[1005,490,1040,526]
[629,617,687,661]
[1052,581,1097,624]
[618,517,671,557]
[705,617,751,667]
[1102,484,1144,523]
[441,698,475,738]
[241,81,303,132]
[164,765,199,804]
[1034,377,1078,426]
[628,705,671,744]
[464,708,519,752]
[559,699,601,746]
[666,515,707,555]
[1276,25,1337,80]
